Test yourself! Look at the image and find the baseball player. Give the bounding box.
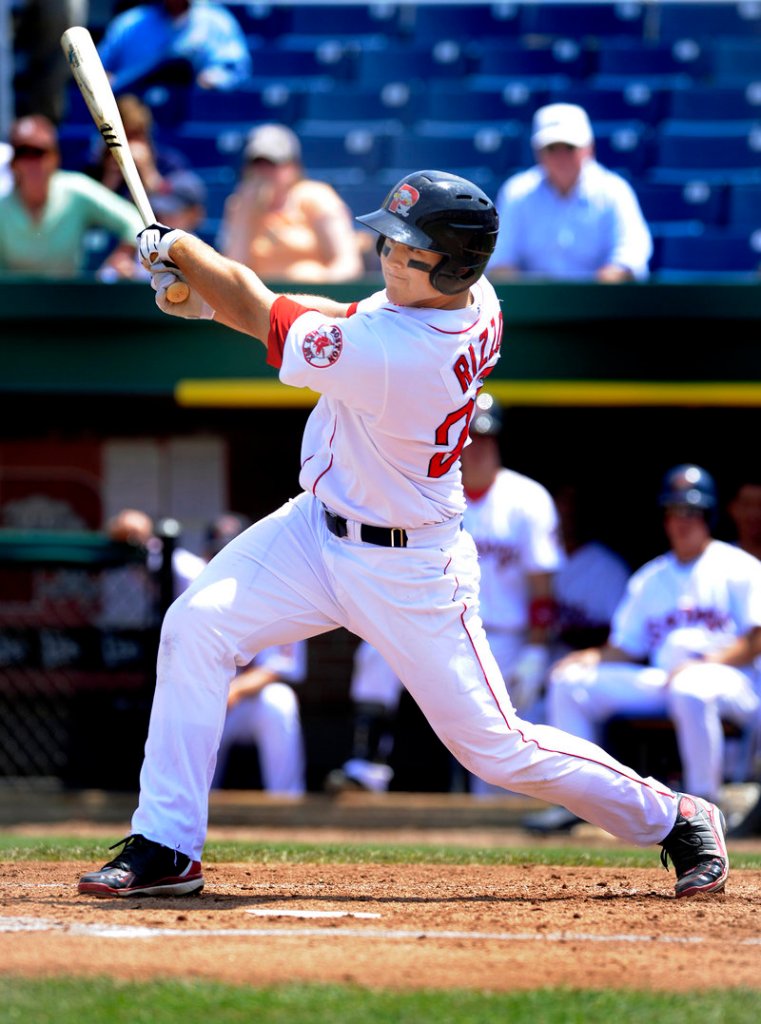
[538,464,761,831]
[204,513,308,796]
[328,392,564,794]
[211,640,307,796]
[78,171,728,900]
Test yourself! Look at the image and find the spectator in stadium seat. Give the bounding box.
[218,123,364,283]
[489,103,652,282]
[0,114,143,280]
[97,0,252,95]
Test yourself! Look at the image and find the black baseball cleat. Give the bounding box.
[78,834,204,898]
[659,794,729,898]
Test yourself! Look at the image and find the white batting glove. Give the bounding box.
[508,643,551,712]
[152,269,215,320]
[137,223,189,271]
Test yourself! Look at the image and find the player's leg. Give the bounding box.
[667,662,761,800]
[547,661,670,742]
[328,640,402,792]
[131,493,339,859]
[209,700,250,789]
[251,683,306,795]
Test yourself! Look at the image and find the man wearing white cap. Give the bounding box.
[489,103,652,282]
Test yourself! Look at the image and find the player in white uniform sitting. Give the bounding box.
[327,391,564,794]
[532,465,761,833]
[78,171,731,901]
[211,640,307,796]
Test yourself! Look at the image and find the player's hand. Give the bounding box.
[508,643,550,712]
[152,269,214,320]
[137,223,188,271]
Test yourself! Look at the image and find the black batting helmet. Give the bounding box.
[356,170,499,295]
[658,464,718,517]
[470,391,502,436]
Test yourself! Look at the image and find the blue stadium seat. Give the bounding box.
[333,181,390,220]
[160,123,252,173]
[295,121,399,175]
[473,39,594,80]
[408,3,523,43]
[245,42,357,80]
[355,43,469,87]
[634,180,727,227]
[289,3,404,37]
[303,83,426,125]
[656,123,761,176]
[586,123,653,178]
[385,123,524,178]
[710,39,761,84]
[423,83,550,124]
[547,83,669,126]
[187,84,304,125]
[668,84,761,121]
[656,229,761,277]
[727,184,761,228]
[222,2,294,38]
[57,124,96,173]
[522,1,648,40]
[656,1,761,42]
[595,40,709,81]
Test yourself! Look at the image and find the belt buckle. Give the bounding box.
[389,527,405,548]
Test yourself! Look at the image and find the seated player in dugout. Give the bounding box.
[77,170,730,902]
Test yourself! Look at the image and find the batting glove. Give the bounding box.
[137,223,188,271]
[152,269,215,320]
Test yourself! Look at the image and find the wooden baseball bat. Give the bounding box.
[60,25,189,303]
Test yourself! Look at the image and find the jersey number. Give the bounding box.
[428,399,475,479]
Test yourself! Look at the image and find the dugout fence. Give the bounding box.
[0,529,177,791]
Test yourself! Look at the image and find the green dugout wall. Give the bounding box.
[2,278,760,404]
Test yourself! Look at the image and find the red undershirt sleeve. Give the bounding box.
[266,296,314,368]
[267,296,360,368]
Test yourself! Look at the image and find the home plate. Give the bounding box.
[246,909,381,920]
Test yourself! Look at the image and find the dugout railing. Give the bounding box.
[0,529,178,791]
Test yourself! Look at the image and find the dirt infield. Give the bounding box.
[3,853,761,991]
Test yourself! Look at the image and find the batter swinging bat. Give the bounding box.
[60,26,189,303]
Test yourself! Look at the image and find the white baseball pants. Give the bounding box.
[548,660,760,801]
[132,492,678,860]
[211,683,305,796]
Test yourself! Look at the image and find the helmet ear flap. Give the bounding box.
[430,255,475,296]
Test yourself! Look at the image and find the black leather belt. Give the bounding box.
[324,509,408,548]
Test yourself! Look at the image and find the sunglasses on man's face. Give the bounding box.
[13,145,52,160]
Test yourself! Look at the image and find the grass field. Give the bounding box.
[2,835,760,1023]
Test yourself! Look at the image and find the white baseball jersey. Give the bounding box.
[464,467,564,633]
[270,281,503,527]
[611,539,761,680]
[134,277,680,861]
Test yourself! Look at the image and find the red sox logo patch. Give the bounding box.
[388,183,420,218]
[302,324,343,367]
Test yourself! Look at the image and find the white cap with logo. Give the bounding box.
[531,103,594,150]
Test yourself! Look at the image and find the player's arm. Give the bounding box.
[142,229,353,335]
[699,626,761,670]
[227,666,280,709]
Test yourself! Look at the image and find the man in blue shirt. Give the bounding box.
[489,103,652,282]
[98,0,252,94]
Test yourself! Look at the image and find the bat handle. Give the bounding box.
[165,279,190,304]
